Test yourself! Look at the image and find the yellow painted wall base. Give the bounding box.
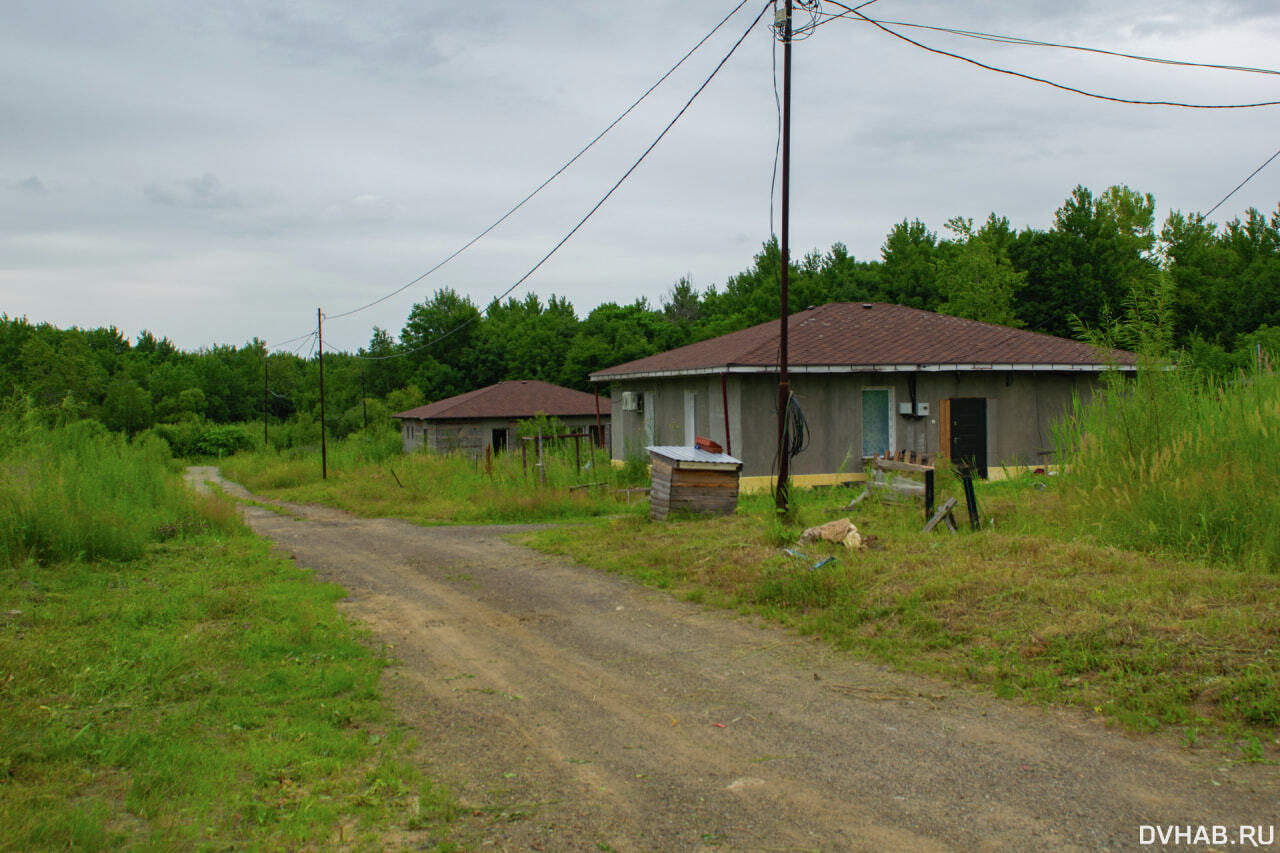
[739,472,867,495]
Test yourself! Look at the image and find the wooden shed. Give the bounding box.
[648,445,743,521]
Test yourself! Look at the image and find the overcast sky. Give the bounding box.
[3,0,1278,354]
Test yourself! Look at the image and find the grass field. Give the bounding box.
[1,535,458,851]
[0,409,459,850]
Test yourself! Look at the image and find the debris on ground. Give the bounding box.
[798,517,862,549]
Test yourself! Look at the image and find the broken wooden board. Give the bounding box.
[922,497,959,534]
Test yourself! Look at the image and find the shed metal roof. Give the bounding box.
[647,445,743,466]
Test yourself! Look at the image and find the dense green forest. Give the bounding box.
[3,184,1277,451]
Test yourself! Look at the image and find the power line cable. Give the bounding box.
[320,0,753,325]
[271,329,318,350]
[853,19,1280,77]
[1204,145,1280,218]
[823,0,1280,108]
[333,0,775,363]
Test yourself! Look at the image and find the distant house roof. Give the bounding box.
[392,380,602,421]
[590,302,1136,381]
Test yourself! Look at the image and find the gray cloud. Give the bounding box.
[141,174,240,210]
[1,0,1277,351]
[12,176,48,194]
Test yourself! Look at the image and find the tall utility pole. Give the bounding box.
[317,308,327,480]
[775,0,794,514]
[263,355,269,447]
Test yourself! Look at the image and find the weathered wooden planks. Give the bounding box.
[649,447,742,521]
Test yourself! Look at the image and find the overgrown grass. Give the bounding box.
[0,405,458,849]
[1058,366,1280,571]
[0,411,239,567]
[0,536,456,850]
[223,433,650,525]
[521,478,1280,759]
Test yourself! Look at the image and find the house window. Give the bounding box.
[862,388,892,457]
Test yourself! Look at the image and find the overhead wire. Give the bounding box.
[1204,145,1280,219]
[329,0,776,363]
[271,329,319,350]
[852,19,1280,77]
[822,0,1280,109]
[319,0,753,326]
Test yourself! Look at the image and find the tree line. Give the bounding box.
[3,183,1277,449]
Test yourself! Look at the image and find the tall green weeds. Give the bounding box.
[1058,368,1280,570]
[0,401,238,566]
[1058,276,1280,570]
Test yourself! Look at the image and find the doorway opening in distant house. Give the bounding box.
[491,428,507,453]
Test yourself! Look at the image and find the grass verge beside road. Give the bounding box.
[520,481,1280,762]
[0,408,457,850]
[0,533,457,851]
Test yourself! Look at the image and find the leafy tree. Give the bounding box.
[360,327,410,399]
[100,377,153,436]
[559,300,678,390]
[401,288,482,400]
[662,276,701,328]
[476,293,579,385]
[19,331,106,414]
[934,216,1025,326]
[877,219,939,309]
[385,384,425,414]
[1013,185,1159,337]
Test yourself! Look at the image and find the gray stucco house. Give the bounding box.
[392,379,609,456]
[589,302,1134,483]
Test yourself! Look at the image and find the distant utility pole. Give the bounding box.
[318,307,327,480]
[775,0,794,514]
[263,354,269,447]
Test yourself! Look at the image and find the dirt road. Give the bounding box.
[189,467,1274,851]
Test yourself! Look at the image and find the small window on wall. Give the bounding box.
[862,388,891,457]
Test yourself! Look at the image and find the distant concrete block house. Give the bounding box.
[392,379,609,456]
[589,302,1135,483]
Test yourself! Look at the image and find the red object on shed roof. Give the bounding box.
[392,380,601,421]
[695,436,723,454]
